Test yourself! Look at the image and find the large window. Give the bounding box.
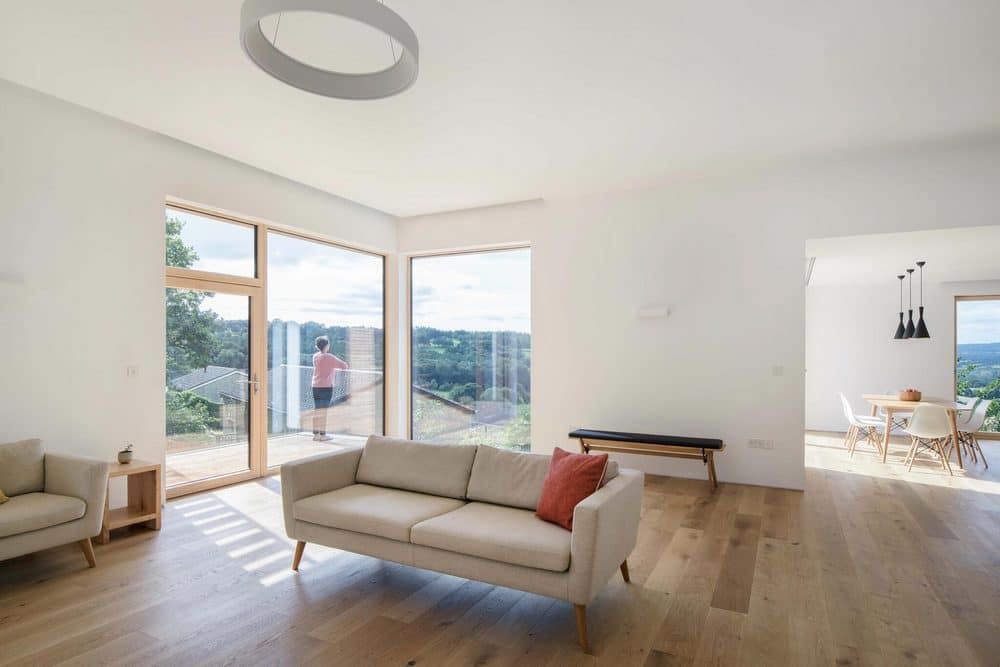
[956,296,1000,434]
[266,231,384,467]
[410,248,531,450]
[164,203,385,495]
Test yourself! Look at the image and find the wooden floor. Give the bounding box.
[1,433,998,666]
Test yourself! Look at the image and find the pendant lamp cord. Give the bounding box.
[270,5,396,63]
[273,12,283,48]
[379,0,398,63]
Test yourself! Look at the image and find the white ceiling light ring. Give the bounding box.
[240,0,418,100]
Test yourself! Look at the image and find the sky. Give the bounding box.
[411,249,531,333]
[170,209,530,333]
[956,299,1000,345]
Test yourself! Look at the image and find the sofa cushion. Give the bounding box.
[0,438,44,496]
[293,484,465,542]
[536,448,609,530]
[356,436,478,499]
[0,492,86,538]
[411,502,572,572]
[467,445,620,510]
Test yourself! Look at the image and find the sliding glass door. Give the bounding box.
[165,206,264,494]
[165,287,256,488]
[266,230,385,467]
[164,203,386,496]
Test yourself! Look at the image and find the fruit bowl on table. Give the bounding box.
[897,389,922,402]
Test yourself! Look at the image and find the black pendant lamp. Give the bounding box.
[893,274,906,339]
[914,260,930,338]
[903,268,916,338]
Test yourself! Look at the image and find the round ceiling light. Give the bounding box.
[240,0,418,100]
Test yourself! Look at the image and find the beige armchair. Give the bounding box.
[0,439,110,567]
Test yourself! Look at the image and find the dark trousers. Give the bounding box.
[312,387,333,434]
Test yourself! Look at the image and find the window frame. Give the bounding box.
[406,245,532,443]
[164,200,388,496]
[263,227,388,464]
[954,294,1000,440]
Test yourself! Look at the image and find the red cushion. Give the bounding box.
[536,447,609,531]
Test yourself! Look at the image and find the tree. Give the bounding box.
[956,356,976,397]
[165,216,219,379]
[165,389,216,435]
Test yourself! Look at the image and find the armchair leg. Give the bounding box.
[78,538,96,568]
[574,604,591,654]
[620,559,630,583]
[292,540,306,571]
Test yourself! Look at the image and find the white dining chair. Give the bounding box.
[840,393,884,458]
[956,396,982,429]
[957,399,991,469]
[904,406,954,475]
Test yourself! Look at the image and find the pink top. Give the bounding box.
[312,352,347,388]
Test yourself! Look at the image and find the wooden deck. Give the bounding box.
[1,432,997,665]
[165,433,366,488]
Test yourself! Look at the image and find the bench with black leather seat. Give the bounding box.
[568,428,724,488]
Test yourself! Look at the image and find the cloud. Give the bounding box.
[412,249,531,333]
[957,300,1000,344]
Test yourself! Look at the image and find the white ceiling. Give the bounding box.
[807,225,1000,287]
[1,1,999,217]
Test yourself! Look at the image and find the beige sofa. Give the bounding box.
[281,435,644,652]
[0,438,110,567]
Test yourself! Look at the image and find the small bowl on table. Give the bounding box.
[897,390,922,402]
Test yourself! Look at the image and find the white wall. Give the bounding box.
[0,80,396,502]
[399,137,1000,490]
[5,75,1000,495]
[806,279,1000,431]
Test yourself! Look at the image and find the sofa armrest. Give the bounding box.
[567,468,644,605]
[280,446,363,537]
[44,454,110,538]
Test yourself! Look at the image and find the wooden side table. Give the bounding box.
[95,459,162,544]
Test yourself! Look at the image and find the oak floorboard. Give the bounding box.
[0,432,996,666]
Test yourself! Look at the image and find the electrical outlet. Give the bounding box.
[748,438,774,450]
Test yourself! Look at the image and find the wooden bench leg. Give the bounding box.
[78,538,96,568]
[292,541,306,571]
[707,451,718,489]
[574,604,591,654]
[620,559,630,582]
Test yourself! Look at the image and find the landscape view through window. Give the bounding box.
[956,297,1000,432]
[411,248,532,450]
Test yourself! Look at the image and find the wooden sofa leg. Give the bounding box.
[574,604,591,654]
[78,538,96,568]
[620,559,630,582]
[292,541,306,571]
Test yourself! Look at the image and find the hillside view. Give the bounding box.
[957,342,1000,432]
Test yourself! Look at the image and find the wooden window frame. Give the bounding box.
[165,201,387,497]
[954,294,1000,441]
[406,244,532,442]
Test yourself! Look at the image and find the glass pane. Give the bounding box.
[166,207,255,277]
[956,299,1000,433]
[266,232,384,466]
[411,249,531,450]
[166,289,251,486]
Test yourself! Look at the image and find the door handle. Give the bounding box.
[238,373,260,395]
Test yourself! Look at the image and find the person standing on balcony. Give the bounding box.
[312,335,348,441]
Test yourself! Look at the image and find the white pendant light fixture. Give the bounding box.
[240,0,419,100]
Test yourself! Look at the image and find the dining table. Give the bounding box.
[862,394,970,468]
